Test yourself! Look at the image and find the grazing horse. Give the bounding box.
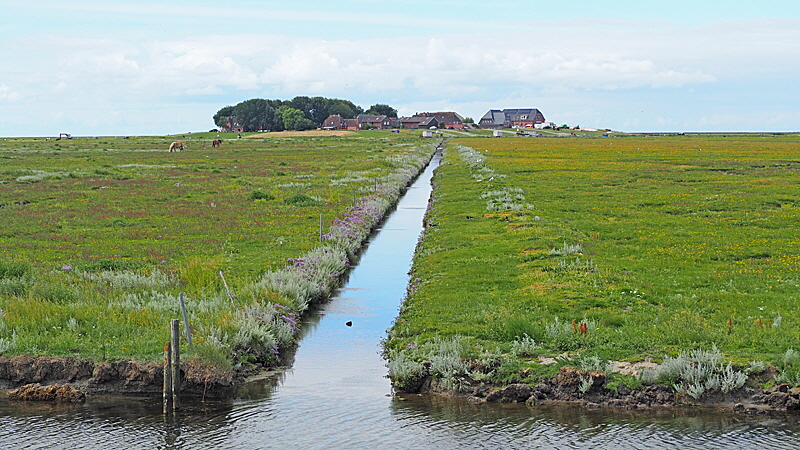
[169,141,184,152]
[212,139,222,148]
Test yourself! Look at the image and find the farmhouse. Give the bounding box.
[322,114,359,130]
[414,112,465,129]
[479,108,546,129]
[323,114,396,130]
[356,114,394,129]
[399,116,440,129]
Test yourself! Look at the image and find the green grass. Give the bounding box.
[0,132,432,365]
[386,134,800,385]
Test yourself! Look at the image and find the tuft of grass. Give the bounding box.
[79,258,144,273]
[248,190,275,201]
[0,260,32,279]
[284,193,321,207]
[30,281,78,304]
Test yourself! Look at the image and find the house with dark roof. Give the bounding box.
[322,114,359,130]
[479,110,506,128]
[322,114,346,130]
[415,112,465,129]
[479,108,546,129]
[356,114,394,129]
[399,116,439,129]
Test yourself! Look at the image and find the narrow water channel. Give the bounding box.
[3,151,800,449]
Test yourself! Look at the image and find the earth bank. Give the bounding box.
[0,355,252,400]
[400,365,800,414]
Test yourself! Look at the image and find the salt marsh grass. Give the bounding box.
[387,134,800,388]
[0,132,434,368]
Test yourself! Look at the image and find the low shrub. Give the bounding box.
[284,193,320,207]
[30,281,78,304]
[79,259,144,272]
[248,190,275,201]
[0,277,32,296]
[646,346,748,399]
[0,260,31,279]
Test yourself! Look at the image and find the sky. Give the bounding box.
[1,0,799,136]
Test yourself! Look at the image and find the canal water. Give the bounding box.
[3,151,800,448]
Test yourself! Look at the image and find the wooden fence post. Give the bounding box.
[171,319,181,411]
[179,293,193,350]
[219,271,235,308]
[163,341,172,414]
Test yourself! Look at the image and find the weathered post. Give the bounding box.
[219,271,235,308]
[163,341,172,414]
[171,319,181,410]
[179,293,193,350]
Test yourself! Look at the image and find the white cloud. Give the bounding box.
[262,47,341,89]
[2,15,799,135]
[186,85,224,95]
[0,84,21,102]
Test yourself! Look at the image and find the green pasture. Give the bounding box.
[0,132,429,367]
[387,134,800,384]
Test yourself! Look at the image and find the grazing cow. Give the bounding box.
[212,139,222,148]
[169,141,184,152]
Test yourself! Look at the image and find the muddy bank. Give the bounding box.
[0,355,245,399]
[406,366,800,414]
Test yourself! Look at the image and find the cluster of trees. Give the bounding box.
[213,97,398,132]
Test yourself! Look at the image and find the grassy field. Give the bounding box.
[386,134,800,391]
[0,132,433,372]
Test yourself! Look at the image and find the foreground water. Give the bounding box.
[3,151,800,449]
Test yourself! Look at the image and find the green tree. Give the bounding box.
[232,99,275,132]
[366,103,397,118]
[328,99,363,119]
[281,107,316,131]
[290,96,313,119]
[308,96,332,125]
[215,97,372,131]
[213,105,235,128]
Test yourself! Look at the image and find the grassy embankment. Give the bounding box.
[0,131,433,374]
[386,134,800,393]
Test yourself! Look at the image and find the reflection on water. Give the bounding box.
[4,392,800,450]
[391,395,800,449]
[3,151,800,449]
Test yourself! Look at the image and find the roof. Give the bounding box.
[479,108,546,126]
[479,109,506,126]
[416,111,464,125]
[357,114,388,123]
[400,116,437,124]
[399,116,439,128]
[503,108,544,121]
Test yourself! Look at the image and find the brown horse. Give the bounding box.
[169,141,184,152]
[212,139,222,148]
